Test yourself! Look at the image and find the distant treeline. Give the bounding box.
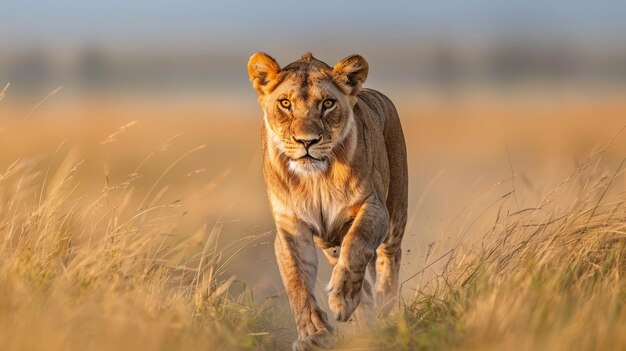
[2,39,626,96]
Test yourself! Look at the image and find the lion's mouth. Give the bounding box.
[298,154,322,162]
[287,153,328,173]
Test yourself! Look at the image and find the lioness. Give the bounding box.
[248,52,407,350]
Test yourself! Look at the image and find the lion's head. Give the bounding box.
[248,52,368,174]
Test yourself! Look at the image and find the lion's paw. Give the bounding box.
[292,329,335,351]
[326,263,362,322]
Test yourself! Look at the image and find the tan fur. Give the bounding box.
[248,52,408,350]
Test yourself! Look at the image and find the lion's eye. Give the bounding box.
[322,99,336,109]
[279,99,291,109]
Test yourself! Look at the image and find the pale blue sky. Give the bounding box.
[3,1,626,51]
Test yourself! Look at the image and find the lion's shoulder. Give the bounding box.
[354,88,399,136]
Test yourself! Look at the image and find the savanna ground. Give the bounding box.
[0,85,625,350]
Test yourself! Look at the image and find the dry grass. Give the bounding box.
[0,89,625,350]
[365,134,626,350]
[0,95,284,351]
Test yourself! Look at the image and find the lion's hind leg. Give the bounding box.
[374,244,402,316]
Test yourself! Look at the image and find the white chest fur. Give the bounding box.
[288,177,357,243]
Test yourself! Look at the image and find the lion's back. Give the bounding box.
[356,88,408,246]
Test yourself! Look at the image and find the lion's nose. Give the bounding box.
[294,135,321,149]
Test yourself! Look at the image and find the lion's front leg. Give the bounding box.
[274,223,334,350]
[327,198,388,322]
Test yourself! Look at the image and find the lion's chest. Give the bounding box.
[291,183,356,245]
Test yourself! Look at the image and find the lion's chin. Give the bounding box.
[288,156,328,175]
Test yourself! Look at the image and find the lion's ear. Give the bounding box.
[248,52,281,95]
[333,54,369,96]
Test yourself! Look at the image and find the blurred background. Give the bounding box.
[3,1,626,101]
[1,1,625,302]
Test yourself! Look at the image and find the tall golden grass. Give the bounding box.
[0,92,284,350]
[367,132,626,350]
[0,89,625,350]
